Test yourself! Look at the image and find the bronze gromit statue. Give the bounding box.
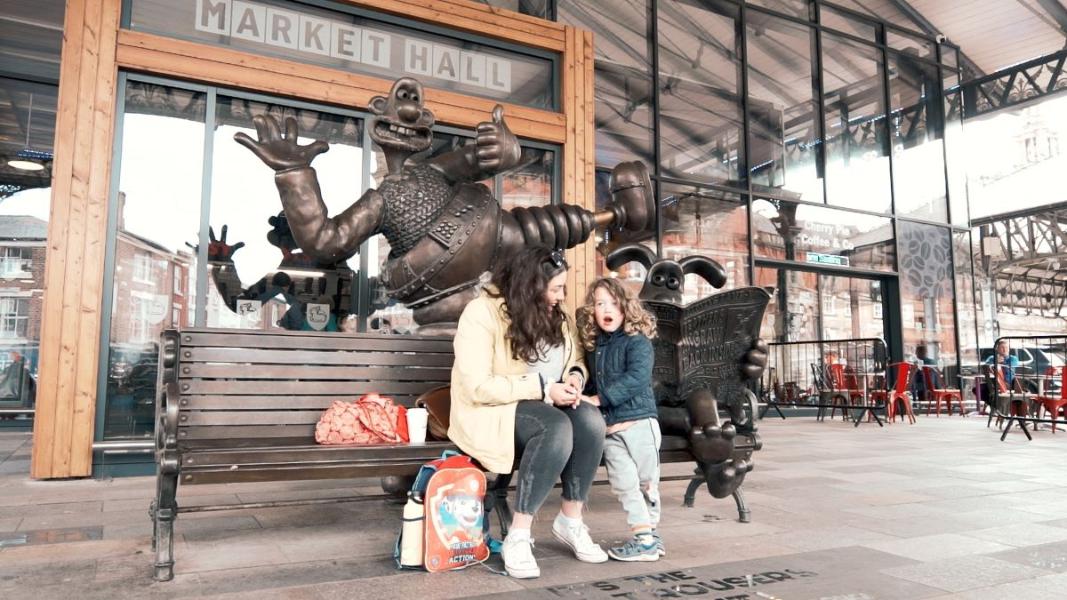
[606,243,769,507]
[236,77,654,329]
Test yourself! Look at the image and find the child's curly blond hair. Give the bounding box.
[576,277,656,351]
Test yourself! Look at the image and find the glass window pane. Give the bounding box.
[559,0,651,72]
[0,2,64,82]
[755,265,819,342]
[821,33,892,213]
[208,96,364,333]
[0,77,52,419]
[888,52,947,222]
[752,199,895,272]
[594,65,654,168]
[818,5,876,42]
[747,0,810,20]
[941,46,958,69]
[898,221,955,367]
[660,184,749,298]
[104,81,205,440]
[745,12,823,202]
[943,68,967,226]
[501,147,555,209]
[887,28,935,60]
[954,230,978,366]
[658,0,743,185]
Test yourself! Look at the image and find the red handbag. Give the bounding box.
[315,394,410,444]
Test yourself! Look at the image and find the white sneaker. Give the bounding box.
[552,515,609,563]
[501,530,540,579]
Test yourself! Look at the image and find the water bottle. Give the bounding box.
[399,491,424,568]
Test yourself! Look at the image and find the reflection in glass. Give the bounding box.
[821,33,891,213]
[747,0,810,20]
[208,97,364,333]
[887,29,935,60]
[594,64,654,167]
[755,266,818,343]
[953,230,978,366]
[752,199,895,272]
[943,69,968,225]
[819,274,886,341]
[105,82,205,440]
[745,12,823,202]
[559,0,650,72]
[660,185,748,302]
[818,5,876,41]
[483,0,553,19]
[898,221,956,368]
[888,52,947,221]
[657,0,743,185]
[0,77,55,421]
[501,148,555,209]
[560,0,653,167]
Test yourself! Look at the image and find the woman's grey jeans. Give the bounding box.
[513,400,606,515]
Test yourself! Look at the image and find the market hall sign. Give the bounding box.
[126,0,556,108]
[195,0,512,92]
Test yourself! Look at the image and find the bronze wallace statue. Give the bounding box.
[235,77,654,329]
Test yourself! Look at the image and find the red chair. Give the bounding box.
[1035,367,1067,433]
[870,362,915,424]
[828,363,865,420]
[922,366,965,417]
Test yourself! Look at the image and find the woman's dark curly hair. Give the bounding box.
[488,245,569,364]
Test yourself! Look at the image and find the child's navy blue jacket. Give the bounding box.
[585,329,657,426]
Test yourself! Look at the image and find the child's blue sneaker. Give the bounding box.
[651,530,665,557]
[607,535,659,562]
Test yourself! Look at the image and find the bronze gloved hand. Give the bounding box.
[475,105,521,173]
[741,338,769,381]
[234,115,330,173]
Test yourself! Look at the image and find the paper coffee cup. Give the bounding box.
[407,407,428,444]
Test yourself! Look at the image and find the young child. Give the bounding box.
[577,277,663,562]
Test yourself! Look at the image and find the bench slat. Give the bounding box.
[181,441,456,467]
[184,347,455,367]
[179,395,428,410]
[180,364,453,380]
[179,424,316,440]
[181,381,447,395]
[182,410,325,426]
[179,462,432,484]
[180,330,453,352]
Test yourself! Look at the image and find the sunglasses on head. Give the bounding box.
[547,249,566,269]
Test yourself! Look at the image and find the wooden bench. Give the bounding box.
[151,327,761,581]
[150,327,458,581]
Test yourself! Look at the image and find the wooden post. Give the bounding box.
[32,0,122,478]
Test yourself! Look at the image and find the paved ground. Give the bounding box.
[2,415,1066,600]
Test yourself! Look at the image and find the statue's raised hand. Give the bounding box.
[234,115,329,172]
[475,105,521,173]
[187,225,245,263]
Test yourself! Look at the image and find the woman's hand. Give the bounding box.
[565,373,584,392]
[548,382,581,408]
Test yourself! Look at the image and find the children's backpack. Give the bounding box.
[395,450,490,572]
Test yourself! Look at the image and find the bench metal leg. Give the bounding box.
[683,467,703,508]
[153,470,178,582]
[733,487,750,523]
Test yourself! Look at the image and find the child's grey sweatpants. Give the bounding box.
[602,417,662,531]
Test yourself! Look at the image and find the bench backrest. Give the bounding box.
[160,328,455,448]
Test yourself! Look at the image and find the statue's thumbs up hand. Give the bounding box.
[476,104,520,173]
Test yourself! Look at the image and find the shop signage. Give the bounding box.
[805,252,850,267]
[194,0,513,92]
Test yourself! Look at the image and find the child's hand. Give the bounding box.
[583,394,601,407]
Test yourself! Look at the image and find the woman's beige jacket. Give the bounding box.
[448,289,587,474]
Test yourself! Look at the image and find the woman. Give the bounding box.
[449,246,608,579]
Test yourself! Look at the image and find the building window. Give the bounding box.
[0,297,29,339]
[133,254,154,284]
[0,247,32,278]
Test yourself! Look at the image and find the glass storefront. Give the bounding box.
[0,77,56,424]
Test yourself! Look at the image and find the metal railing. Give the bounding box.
[985,335,1067,441]
[761,337,889,427]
